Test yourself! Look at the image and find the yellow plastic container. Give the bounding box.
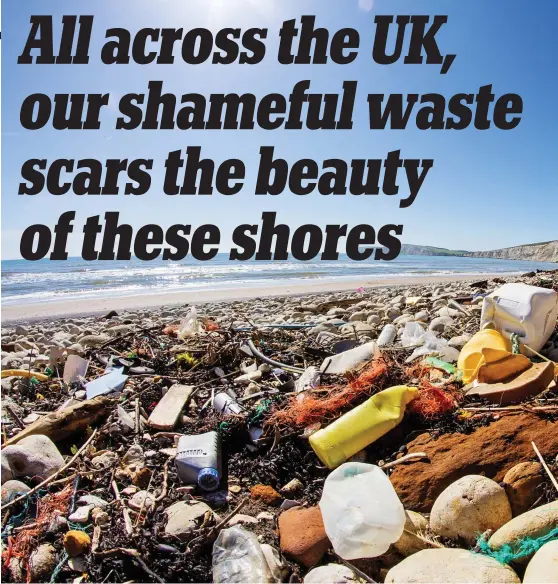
[309,385,418,469]
[457,329,511,384]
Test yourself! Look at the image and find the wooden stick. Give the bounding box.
[531,441,558,493]
[6,405,25,429]
[1,428,98,511]
[134,398,140,435]
[154,459,170,502]
[524,345,553,363]
[380,452,428,470]
[111,479,134,535]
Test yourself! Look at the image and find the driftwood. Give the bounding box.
[2,396,113,446]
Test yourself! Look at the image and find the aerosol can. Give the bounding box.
[175,431,222,491]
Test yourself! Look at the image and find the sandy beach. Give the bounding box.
[1,273,498,323]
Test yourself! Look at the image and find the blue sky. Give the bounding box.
[2,0,557,260]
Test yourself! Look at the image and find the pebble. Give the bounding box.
[430,475,512,544]
[1,479,31,505]
[128,490,155,511]
[385,549,520,583]
[90,451,119,469]
[227,513,258,526]
[250,484,282,506]
[28,544,57,582]
[304,564,363,583]
[279,505,330,568]
[502,462,543,516]
[67,555,88,572]
[68,504,94,524]
[92,508,110,526]
[280,478,304,495]
[77,494,109,509]
[488,501,558,562]
[164,501,214,539]
[523,540,558,583]
[1,434,64,482]
[257,511,275,521]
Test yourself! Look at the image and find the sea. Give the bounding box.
[1,255,556,306]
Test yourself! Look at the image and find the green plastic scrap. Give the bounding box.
[424,357,457,375]
[510,332,521,354]
[475,527,558,565]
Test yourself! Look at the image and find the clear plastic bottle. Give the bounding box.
[213,526,274,583]
[319,462,406,560]
[174,431,221,491]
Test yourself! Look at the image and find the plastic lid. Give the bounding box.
[198,467,220,491]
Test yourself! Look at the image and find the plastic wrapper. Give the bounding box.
[212,526,273,583]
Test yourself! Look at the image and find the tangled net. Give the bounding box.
[269,358,390,427]
[2,484,73,582]
[405,362,462,418]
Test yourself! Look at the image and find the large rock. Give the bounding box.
[164,501,214,539]
[304,564,364,583]
[1,479,31,505]
[488,501,558,562]
[430,475,512,544]
[393,511,429,557]
[390,413,558,512]
[1,435,64,483]
[385,549,520,583]
[523,540,558,583]
[279,506,330,568]
[502,462,543,516]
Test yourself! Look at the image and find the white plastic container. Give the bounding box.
[481,283,558,352]
[318,462,406,560]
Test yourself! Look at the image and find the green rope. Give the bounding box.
[249,398,273,424]
[476,527,558,564]
[49,551,69,583]
[510,333,521,354]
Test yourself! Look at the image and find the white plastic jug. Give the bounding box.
[318,462,406,560]
[481,283,558,352]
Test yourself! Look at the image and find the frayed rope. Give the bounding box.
[475,527,558,564]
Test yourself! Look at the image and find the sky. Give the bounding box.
[2,0,557,260]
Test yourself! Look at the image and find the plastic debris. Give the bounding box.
[319,463,406,559]
[309,385,418,469]
[213,526,274,583]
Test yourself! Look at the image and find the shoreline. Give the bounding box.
[2,272,506,323]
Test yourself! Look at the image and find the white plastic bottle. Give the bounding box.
[319,462,406,560]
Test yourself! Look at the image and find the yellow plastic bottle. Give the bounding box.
[457,329,511,384]
[309,385,418,469]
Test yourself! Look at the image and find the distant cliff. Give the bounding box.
[402,241,558,263]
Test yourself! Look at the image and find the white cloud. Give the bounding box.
[358,0,374,11]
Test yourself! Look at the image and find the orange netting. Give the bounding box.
[407,382,458,418]
[2,484,73,582]
[405,362,461,418]
[269,358,390,427]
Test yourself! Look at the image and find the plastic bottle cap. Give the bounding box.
[198,467,220,491]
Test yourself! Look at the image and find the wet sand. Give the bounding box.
[1,273,493,323]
